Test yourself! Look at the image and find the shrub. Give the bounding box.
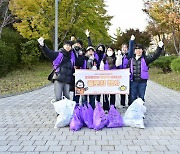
[1,27,25,62]
[171,58,180,73]
[150,56,177,73]
[0,40,17,77]
[20,40,41,68]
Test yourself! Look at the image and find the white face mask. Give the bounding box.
[107,51,113,57]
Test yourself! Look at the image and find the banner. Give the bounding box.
[75,69,130,95]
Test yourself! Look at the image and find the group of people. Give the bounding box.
[37,30,164,113]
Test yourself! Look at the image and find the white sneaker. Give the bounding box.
[104,110,108,114]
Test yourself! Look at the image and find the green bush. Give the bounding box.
[20,40,41,68]
[1,27,25,62]
[150,56,177,73]
[0,40,17,77]
[171,58,180,73]
[0,27,27,77]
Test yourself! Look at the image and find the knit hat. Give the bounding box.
[74,39,83,46]
[86,46,95,51]
[63,40,73,46]
[134,44,144,50]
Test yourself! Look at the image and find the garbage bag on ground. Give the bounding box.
[93,102,108,130]
[82,103,94,129]
[52,97,76,128]
[123,98,146,128]
[107,105,123,128]
[51,96,76,115]
[70,105,84,131]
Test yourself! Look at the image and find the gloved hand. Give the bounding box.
[92,66,97,70]
[85,29,90,37]
[117,50,122,56]
[89,55,94,60]
[158,41,164,48]
[37,37,44,46]
[130,35,135,40]
[71,36,75,41]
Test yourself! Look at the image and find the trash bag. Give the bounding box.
[70,105,84,131]
[107,105,123,128]
[123,98,146,128]
[82,103,94,129]
[51,96,76,115]
[51,97,76,128]
[54,113,71,128]
[93,102,108,130]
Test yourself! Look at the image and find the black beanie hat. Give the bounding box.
[134,44,144,50]
[63,40,73,46]
[74,39,83,46]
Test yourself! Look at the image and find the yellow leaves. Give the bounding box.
[147,0,180,31]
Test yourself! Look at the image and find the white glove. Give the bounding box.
[89,55,94,60]
[85,29,90,37]
[130,35,135,40]
[158,41,164,48]
[100,60,104,70]
[92,66,97,70]
[37,37,44,46]
[71,36,75,41]
[117,50,122,56]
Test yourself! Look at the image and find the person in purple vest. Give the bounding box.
[100,46,122,113]
[70,38,86,104]
[128,41,164,105]
[85,29,106,102]
[81,46,98,109]
[117,35,135,107]
[37,37,75,101]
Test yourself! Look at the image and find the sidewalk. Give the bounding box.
[0,80,180,154]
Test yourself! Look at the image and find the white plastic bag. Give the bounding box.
[123,98,146,128]
[51,97,76,128]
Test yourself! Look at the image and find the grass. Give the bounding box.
[149,67,180,92]
[0,61,52,95]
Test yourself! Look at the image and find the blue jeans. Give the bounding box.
[130,81,147,105]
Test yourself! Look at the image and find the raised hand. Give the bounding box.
[37,37,44,46]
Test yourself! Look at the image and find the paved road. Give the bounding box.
[0,80,180,154]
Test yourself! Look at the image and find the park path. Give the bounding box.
[0,80,180,154]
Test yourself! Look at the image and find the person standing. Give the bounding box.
[81,46,98,109]
[100,46,122,113]
[37,37,75,101]
[85,29,106,102]
[128,41,164,105]
[70,39,85,103]
[117,35,135,107]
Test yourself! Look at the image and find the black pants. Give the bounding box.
[73,93,80,104]
[120,94,126,106]
[103,94,115,111]
[96,95,101,102]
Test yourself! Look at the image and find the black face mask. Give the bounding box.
[74,46,81,51]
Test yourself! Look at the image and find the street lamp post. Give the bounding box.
[54,0,59,51]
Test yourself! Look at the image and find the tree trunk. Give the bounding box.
[0,26,3,39]
[172,28,179,55]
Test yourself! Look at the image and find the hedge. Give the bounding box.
[171,58,180,73]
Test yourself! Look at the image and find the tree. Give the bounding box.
[0,0,15,38]
[9,0,112,47]
[143,0,180,55]
[115,29,151,50]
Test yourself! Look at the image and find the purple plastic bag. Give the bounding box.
[82,103,94,129]
[107,105,123,128]
[70,105,84,131]
[93,102,108,130]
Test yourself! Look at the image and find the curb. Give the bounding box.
[0,82,53,99]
